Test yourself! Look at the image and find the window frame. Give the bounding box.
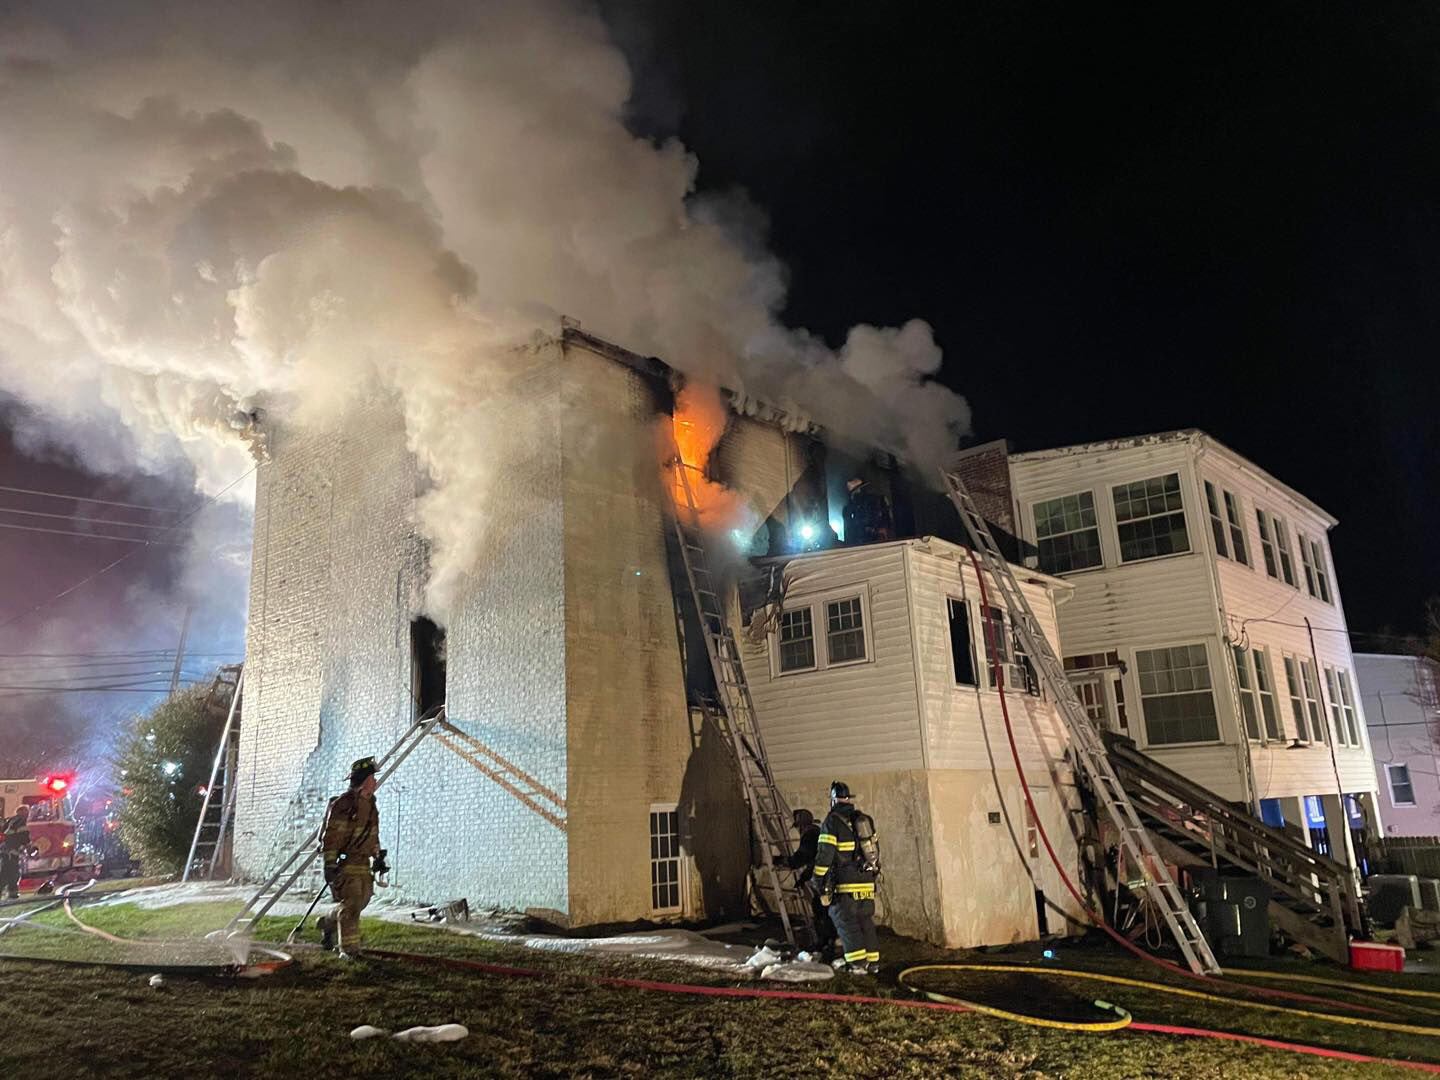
[1133,641,1223,748]
[1255,508,1279,580]
[1272,515,1298,588]
[1335,668,1360,746]
[648,804,686,915]
[1223,489,1251,567]
[1309,537,1333,605]
[1204,481,1229,560]
[1251,646,1282,741]
[1233,644,1262,742]
[1112,472,1192,564]
[769,586,875,677]
[947,596,978,687]
[775,606,818,675]
[1298,657,1328,744]
[1323,666,1349,746]
[1282,655,1310,744]
[1386,763,1418,808]
[976,602,1040,696]
[1030,490,1105,575]
[823,595,869,668]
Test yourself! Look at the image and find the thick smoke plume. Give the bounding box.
[0,0,970,620]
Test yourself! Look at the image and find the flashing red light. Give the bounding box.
[42,775,71,794]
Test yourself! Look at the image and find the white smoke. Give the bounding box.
[0,0,970,620]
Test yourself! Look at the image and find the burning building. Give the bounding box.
[232,327,1082,947]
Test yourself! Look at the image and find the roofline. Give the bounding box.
[755,535,1074,592]
[1009,428,1337,527]
[559,324,823,437]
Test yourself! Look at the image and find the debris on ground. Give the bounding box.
[349,1023,469,1042]
[148,974,165,989]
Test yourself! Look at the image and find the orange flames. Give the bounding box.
[670,384,746,531]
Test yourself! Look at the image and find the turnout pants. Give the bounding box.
[0,851,20,897]
[828,892,879,966]
[327,871,374,951]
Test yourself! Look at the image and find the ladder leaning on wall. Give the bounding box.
[939,467,1222,976]
[665,451,815,949]
[182,664,245,883]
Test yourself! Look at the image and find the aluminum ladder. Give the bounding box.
[940,467,1222,976]
[182,665,245,883]
[220,707,447,939]
[667,455,814,948]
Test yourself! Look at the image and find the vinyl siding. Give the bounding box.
[1199,448,1378,799]
[904,545,1071,775]
[744,544,924,778]
[1358,654,1440,836]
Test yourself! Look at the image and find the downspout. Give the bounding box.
[1191,439,1261,814]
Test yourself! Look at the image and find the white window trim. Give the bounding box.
[1323,666,1350,747]
[1385,764,1418,808]
[1280,653,1311,744]
[1028,489,1106,575]
[648,802,687,915]
[1222,488,1251,569]
[1109,471,1193,566]
[769,584,875,677]
[1129,640,1225,750]
[1271,515,1299,589]
[974,600,1041,697]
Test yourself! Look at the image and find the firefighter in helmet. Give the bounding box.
[811,780,881,974]
[0,805,31,899]
[317,756,385,958]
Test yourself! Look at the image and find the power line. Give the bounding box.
[0,463,257,632]
[0,521,182,545]
[0,506,175,530]
[0,484,185,514]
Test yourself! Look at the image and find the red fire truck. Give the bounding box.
[0,774,102,891]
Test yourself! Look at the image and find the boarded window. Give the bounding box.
[1136,645,1219,746]
[1033,492,1103,574]
[825,597,867,664]
[778,608,816,673]
[649,808,682,912]
[948,598,976,686]
[1113,474,1190,562]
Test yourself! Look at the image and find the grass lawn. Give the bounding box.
[0,892,1438,1078]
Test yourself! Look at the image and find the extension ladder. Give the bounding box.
[940,468,1222,976]
[667,454,815,948]
[220,708,447,939]
[182,665,245,883]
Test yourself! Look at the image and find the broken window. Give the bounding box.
[410,617,447,718]
[948,598,977,686]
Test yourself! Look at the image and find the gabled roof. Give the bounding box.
[1009,428,1337,527]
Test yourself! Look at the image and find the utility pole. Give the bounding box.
[169,603,193,695]
[1306,616,1356,881]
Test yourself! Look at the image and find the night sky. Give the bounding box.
[2,0,1436,705]
[610,2,1440,637]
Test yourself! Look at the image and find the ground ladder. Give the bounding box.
[219,708,448,939]
[940,467,1222,976]
[182,665,245,883]
[667,455,815,948]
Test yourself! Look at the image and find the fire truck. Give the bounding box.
[0,774,102,892]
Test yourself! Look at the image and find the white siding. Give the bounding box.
[905,545,1070,776]
[1200,447,1379,799]
[1358,654,1440,836]
[744,544,923,778]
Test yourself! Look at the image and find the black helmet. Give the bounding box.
[793,808,814,829]
[829,780,852,805]
[349,756,378,788]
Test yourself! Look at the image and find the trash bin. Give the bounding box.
[1191,869,1271,959]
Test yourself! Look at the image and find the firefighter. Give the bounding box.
[317,756,383,958]
[812,781,881,974]
[0,805,31,899]
[785,808,837,958]
[841,479,894,546]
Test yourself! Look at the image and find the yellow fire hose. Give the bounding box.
[897,963,1440,1037]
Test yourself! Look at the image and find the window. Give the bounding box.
[948,598,977,686]
[1136,645,1220,746]
[1335,669,1360,746]
[1298,658,1327,743]
[649,807,683,912]
[1309,538,1333,604]
[778,608,816,673]
[825,597,867,664]
[1299,531,1318,597]
[410,617,447,719]
[1256,510,1279,579]
[979,604,1038,695]
[1387,764,1417,807]
[1223,491,1249,566]
[1112,473,1190,562]
[1282,656,1309,743]
[1033,492,1103,574]
[1272,516,1297,587]
[1204,481,1229,559]
[1233,646,1261,741]
[1252,647,1281,741]
[1324,667,1349,746]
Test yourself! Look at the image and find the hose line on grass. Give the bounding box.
[897,963,1440,1038]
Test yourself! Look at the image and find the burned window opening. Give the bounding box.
[410,617,447,718]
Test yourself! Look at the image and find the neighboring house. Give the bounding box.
[1000,430,1381,866]
[743,537,1083,948]
[1357,653,1440,836]
[232,325,1080,947]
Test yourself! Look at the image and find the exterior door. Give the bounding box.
[1072,675,1113,732]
